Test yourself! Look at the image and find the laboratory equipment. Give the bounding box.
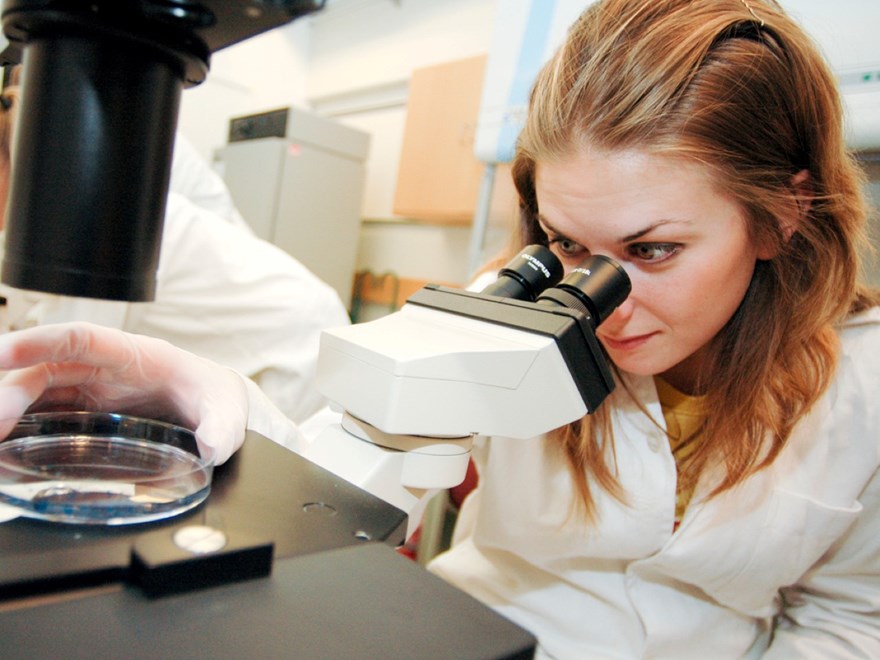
[0,0,326,301]
[0,431,537,658]
[304,245,631,536]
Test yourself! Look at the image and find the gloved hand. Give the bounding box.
[0,322,249,464]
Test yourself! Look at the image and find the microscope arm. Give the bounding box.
[300,414,473,540]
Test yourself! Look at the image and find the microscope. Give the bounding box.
[304,244,630,537]
[0,0,326,301]
[0,1,630,655]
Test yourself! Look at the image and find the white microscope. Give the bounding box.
[301,245,631,537]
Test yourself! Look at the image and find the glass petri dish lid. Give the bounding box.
[0,411,213,525]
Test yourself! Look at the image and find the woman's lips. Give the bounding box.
[599,332,657,351]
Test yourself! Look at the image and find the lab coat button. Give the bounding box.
[647,436,663,452]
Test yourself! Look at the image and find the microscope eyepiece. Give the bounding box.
[478,246,630,327]
[537,255,631,329]
[480,245,563,302]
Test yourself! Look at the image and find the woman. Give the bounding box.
[429,0,880,655]
[1,0,879,655]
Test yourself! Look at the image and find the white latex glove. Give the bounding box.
[0,322,249,464]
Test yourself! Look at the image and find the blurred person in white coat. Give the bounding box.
[168,131,252,233]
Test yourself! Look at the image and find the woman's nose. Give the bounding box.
[601,293,634,329]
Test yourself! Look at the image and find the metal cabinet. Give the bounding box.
[216,107,370,308]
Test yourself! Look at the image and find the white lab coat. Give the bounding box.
[428,307,880,659]
[168,134,252,233]
[0,192,351,423]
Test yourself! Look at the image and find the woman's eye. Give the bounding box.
[628,242,680,263]
[549,236,587,259]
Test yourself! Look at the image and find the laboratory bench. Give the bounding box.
[0,433,536,659]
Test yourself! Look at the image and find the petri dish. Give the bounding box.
[0,412,213,525]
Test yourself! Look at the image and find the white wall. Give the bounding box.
[783,0,880,150]
[307,0,495,99]
[178,0,498,211]
[177,21,312,162]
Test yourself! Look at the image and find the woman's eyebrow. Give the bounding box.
[621,224,659,243]
[539,214,681,244]
[620,220,683,242]
[537,215,569,238]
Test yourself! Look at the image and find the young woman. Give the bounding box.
[428,0,880,655]
[1,0,878,655]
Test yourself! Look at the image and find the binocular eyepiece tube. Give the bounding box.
[481,245,631,329]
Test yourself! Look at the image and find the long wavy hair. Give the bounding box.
[510,0,880,519]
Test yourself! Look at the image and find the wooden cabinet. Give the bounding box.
[393,54,518,225]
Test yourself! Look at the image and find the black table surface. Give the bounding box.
[0,431,407,598]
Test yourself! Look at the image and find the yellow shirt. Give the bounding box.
[654,376,707,525]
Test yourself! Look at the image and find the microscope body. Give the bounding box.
[304,254,630,537]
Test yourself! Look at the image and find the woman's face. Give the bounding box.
[535,148,769,393]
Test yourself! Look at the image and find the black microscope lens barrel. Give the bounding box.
[537,255,631,327]
[481,245,563,301]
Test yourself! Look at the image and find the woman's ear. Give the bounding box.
[757,169,813,260]
[785,169,813,240]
